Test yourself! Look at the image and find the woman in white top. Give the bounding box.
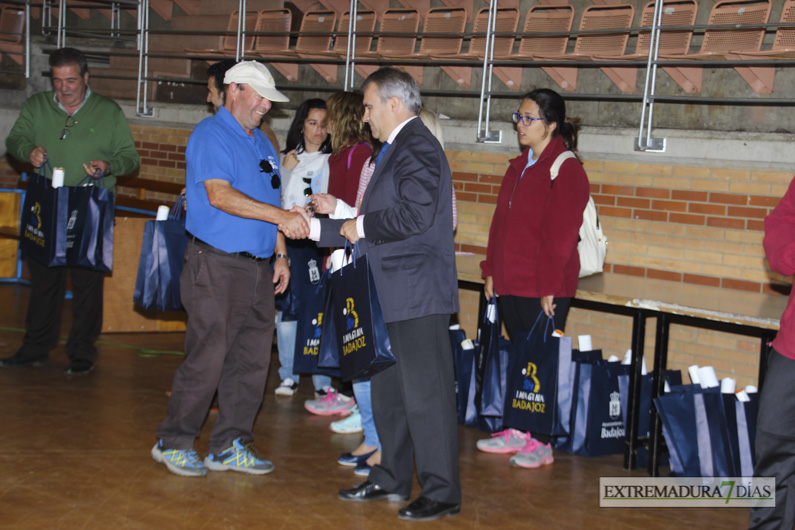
[274,99,333,397]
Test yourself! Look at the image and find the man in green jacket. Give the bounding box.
[2,47,139,374]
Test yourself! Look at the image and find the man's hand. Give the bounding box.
[29,147,47,168]
[308,193,338,215]
[272,256,290,294]
[290,205,310,225]
[340,219,360,243]
[279,208,309,239]
[82,160,110,178]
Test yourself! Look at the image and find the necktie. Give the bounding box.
[375,141,390,168]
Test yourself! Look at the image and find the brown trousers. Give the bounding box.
[156,240,275,453]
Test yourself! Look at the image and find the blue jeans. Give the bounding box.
[353,379,380,449]
[276,310,330,391]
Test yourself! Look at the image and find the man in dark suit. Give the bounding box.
[295,67,460,521]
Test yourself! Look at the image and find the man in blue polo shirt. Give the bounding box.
[151,61,309,477]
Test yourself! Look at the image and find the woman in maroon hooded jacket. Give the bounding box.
[476,89,590,469]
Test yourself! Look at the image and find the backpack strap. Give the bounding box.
[346,142,370,170]
[550,150,577,181]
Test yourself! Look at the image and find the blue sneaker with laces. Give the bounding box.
[204,437,274,475]
[151,440,207,477]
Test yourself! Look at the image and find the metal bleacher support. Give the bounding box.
[113,0,795,149]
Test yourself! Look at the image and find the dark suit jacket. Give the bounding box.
[318,117,459,323]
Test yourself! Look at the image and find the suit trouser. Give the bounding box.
[750,348,795,529]
[368,314,461,504]
[19,257,104,363]
[156,241,275,454]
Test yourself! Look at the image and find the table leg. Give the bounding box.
[623,308,646,470]
[648,313,670,477]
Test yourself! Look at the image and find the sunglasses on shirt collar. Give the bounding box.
[259,159,280,189]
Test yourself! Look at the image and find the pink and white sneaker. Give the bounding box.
[476,429,531,454]
[304,388,355,416]
[509,438,554,468]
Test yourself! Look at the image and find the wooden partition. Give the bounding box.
[0,191,21,279]
[102,216,186,333]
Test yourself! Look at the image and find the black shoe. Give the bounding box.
[398,497,461,521]
[0,353,48,368]
[338,481,409,503]
[64,359,94,375]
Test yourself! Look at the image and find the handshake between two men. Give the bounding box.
[277,193,361,244]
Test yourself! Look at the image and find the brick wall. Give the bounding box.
[449,149,793,388]
[3,120,789,387]
[118,124,192,204]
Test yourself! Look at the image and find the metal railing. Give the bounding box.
[40,0,795,146]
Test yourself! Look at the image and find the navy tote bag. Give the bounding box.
[133,196,188,311]
[568,360,628,457]
[327,244,395,381]
[450,327,476,424]
[475,298,511,421]
[502,315,574,437]
[19,163,69,267]
[294,269,339,377]
[654,385,736,477]
[64,175,115,272]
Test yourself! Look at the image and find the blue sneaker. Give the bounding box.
[151,440,207,477]
[204,437,274,475]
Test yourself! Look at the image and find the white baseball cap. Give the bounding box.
[224,61,289,102]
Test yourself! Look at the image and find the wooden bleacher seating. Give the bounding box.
[438,6,520,89]
[357,7,467,86]
[492,3,575,91]
[249,8,292,59]
[173,0,199,16]
[185,10,259,58]
[266,9,337,83]
[728,0,795,94]
[594,0,699,93]
[149,0,174,22]
[354,8,420,81]
[0,4,24,65]
[92,10,241,101]
[293,10,377,84]
[529,2,636,93]
[659,0,772,94]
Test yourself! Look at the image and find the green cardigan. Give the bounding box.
[6,89,139,192]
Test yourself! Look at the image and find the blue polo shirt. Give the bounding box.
[185,107,281,257]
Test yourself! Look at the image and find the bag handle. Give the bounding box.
[528,311,557,343]
[346,142,370,170]
[169,194,186,220]
[340,240,362,275]
[75,171,109,189]
[34,159,54,185]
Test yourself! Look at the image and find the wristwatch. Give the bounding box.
[275,253,291,266]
